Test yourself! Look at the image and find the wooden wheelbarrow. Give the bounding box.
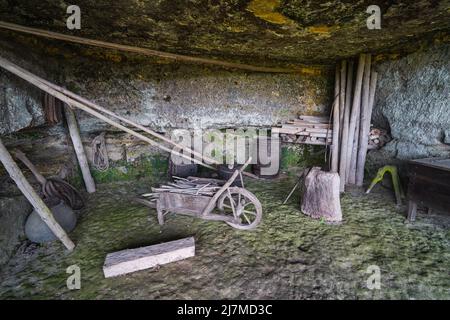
[136,158,262,230]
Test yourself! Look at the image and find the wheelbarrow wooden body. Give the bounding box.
[146,158,263,230]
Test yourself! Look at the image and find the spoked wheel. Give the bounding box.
[217,187,262,230]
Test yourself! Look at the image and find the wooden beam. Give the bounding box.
[356,69,378,186]
[0,21,321,74]
[0,138,75,251]
[356,54,372,186]
[339,61,347,143]
[103,237,195,278]
[349,115,360,184]
[347,54,366,185]
[64,104,96,193]
[331,64,340,173]
[338,60,353,191]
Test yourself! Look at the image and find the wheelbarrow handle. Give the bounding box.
[239,157,252,173]
[201,157,252,216]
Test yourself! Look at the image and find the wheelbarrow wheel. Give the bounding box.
[217,187,262,230]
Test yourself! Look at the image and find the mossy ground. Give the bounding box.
[0,175,448,299]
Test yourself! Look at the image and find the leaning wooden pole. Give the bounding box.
[349,117,360,184]
[0,138,75,251]
[356,69,378,186]
[331,64,340,173]
[339,60,354,191]
[356,54,372,186]
[64,104,96,193]
[0,56,263,178]
[346,54,366,185]
[0,56,260,179]
[0,56,210,168]
[3,57,213,166]
[339,61,347,143]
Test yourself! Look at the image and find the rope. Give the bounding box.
[43,93,62,124]
[91,132,109,171]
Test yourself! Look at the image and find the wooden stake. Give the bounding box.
[339,61,347,143]
[64,104,96,193]
[368,71,378,116]
[356,54,372,186]
[349,116,360,184]
[0,138,75,251]
[356,69,378,186]
[346,54,366,185]
[331,64,340,173]
[339,60,354,191]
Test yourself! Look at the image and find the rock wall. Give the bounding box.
[368,44,450,170]
[62,59,331,133]
[0,195,32,266]
[0,73,45,135]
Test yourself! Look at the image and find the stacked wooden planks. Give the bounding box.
[272,115,333,146]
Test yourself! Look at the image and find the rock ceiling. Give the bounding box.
[0,0,449,66]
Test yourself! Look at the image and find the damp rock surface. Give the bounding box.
[0,73,45,135]
[0,178,448,299]
[372,44,450,161]
[0,196,32,267]
[0,1,449,64]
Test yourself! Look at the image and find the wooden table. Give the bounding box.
[407,158,450,221]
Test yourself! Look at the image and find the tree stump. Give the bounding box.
[301,167,342,222]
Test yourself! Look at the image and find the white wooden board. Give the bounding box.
[103,237,195,278]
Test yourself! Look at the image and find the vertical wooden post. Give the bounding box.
[64,104,96,193]
[331,64,340,173]
[0,138,75,251]
[339,61,347,143]
[356,70,378,186]
[349,116,360,184]
[346,54,366,185]
[338,61,354,191]
[356,54,372,186]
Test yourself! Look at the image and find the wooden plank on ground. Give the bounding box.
[103,237,195,278]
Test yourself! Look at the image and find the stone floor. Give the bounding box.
[0,176,449,299]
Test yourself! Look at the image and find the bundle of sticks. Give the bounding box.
[273,115,332,146]
[140,177,225,205]
[331,54,378,192]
